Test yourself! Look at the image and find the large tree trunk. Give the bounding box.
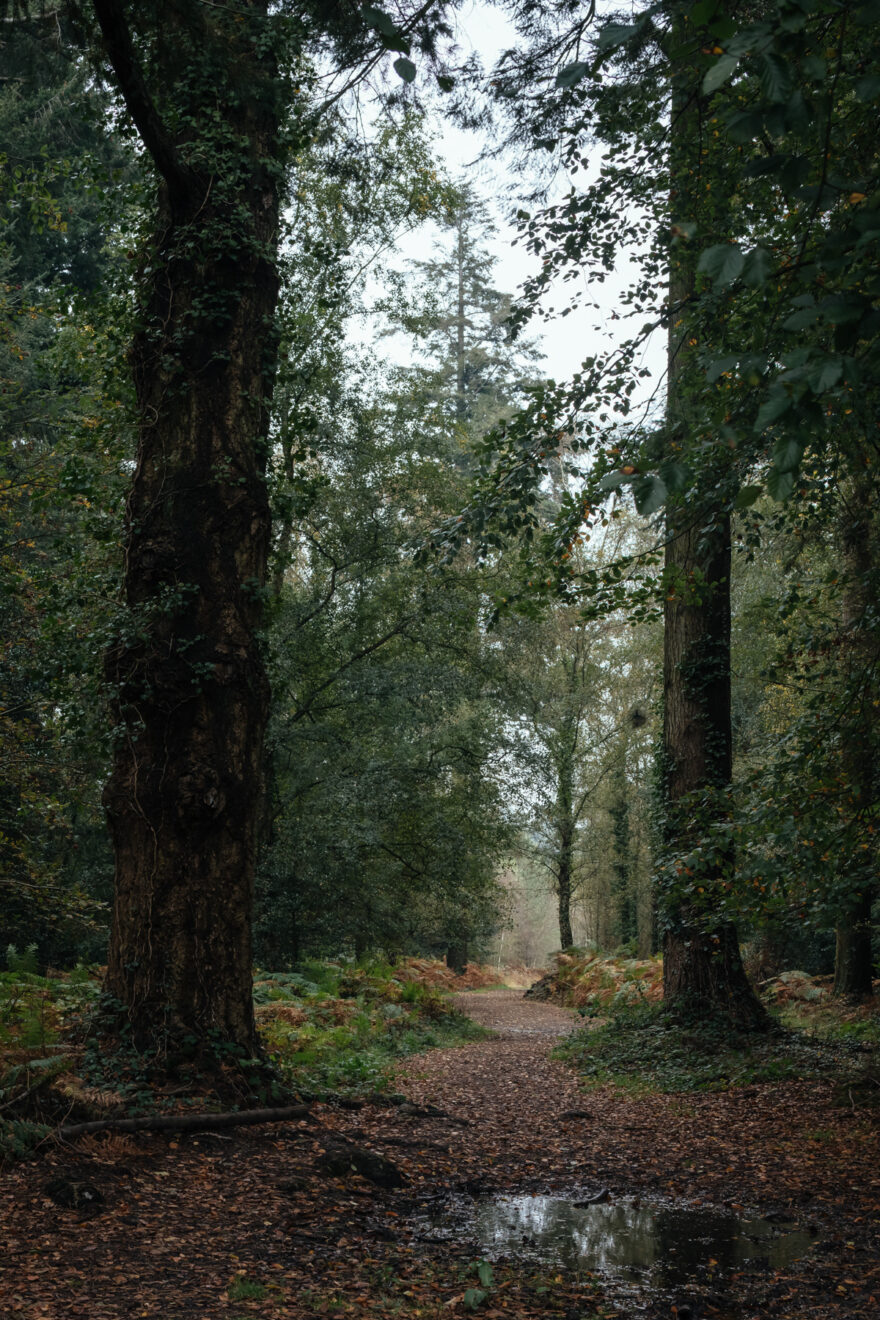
[94,1,283,1052]
[660,45,765,1029]
[661,514,764,1027]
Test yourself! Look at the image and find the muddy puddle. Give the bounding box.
[416,1191,815,1301]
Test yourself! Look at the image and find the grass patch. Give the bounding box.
[227,1276,270,1302]
[554,1000,874,1094]
[773,997,880,1048]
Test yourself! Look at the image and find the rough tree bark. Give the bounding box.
[833,469,878,1000]
[660,45,766,1029]
[93,0,286,1051]
[556,844,574,951]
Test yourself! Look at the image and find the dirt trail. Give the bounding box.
[447,988,576,1037]
[1,989,878,1320]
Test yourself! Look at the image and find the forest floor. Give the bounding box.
[1,989,878,1319]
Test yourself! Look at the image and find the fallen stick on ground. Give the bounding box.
[55,1104,314,1140]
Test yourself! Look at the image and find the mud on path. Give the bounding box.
[1,989,878,1320]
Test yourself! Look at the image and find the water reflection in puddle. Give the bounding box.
[427,1194,814,1291]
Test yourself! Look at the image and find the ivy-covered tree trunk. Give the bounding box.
[556,821,575,951]
[659,45,766,1030]
[610,747,635,944]
[833,469,878,1000]
[661,512,763,1023]
[552,724,577,951]
[93,0,285,1052]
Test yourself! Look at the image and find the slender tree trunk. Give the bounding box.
[94,1,284,1052]
[833,470,878,1000]
[834,890,874,1000]
[446,941,468,975]
[554,735,576,949]
[557,839,574,950]
[455,216,466,421]
[660,43,765,1029]
[610,745,635,944]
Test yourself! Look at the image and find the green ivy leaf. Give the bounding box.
[598,22,640,50]
[735,485,762,510]
[783,307,819,331]
[555,61,590,89]
[689,0,719,25]
[855,74,880,100]
[659,459,690,493]
[706,355,740,383]
[742,247,773,287]
[819,294,866,325]
[758,52,792,102]
[754,391,791,431]
[393,57,417,84]
[772,437,803,473]
[698,242,745,284]
[362,5,395,36]
[767,467,796,501]
[633,474,668,516]
[808,357,843,394]
[597,469,630,492]
[703,53,739,94]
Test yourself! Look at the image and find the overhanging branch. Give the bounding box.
[91,0,196,196]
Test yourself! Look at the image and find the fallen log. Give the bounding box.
[56,1103,314,1140]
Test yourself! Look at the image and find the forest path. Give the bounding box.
[386,989,590,1187]
[1,990,877,1320]
[447,987,578,1036]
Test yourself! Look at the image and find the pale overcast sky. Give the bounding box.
[358,1,663,402]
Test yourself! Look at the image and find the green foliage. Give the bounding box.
[260,961,488,1097]
[5,944,38,976]
[463,1260,494,1310]
[257,177,522,967]
[0,966,99,1048]
[0,1116,51,1165]
[227,1277,270,1302]
[555,1000,869,1095]
[0,7,133,963]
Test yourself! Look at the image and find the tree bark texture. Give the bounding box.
[833,470,878,1000]
[556,838,574,951]
[660,46,765,1028]
[552,717,577,951]
[95,1,284,1050]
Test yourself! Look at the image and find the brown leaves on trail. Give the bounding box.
[0,989,878,1320]
[392,958,541,992]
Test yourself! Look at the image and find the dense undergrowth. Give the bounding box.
[529,948,879,1096]
[0,954,489,1163]
[555,1000,870,1094]
[254,960,489,1097]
